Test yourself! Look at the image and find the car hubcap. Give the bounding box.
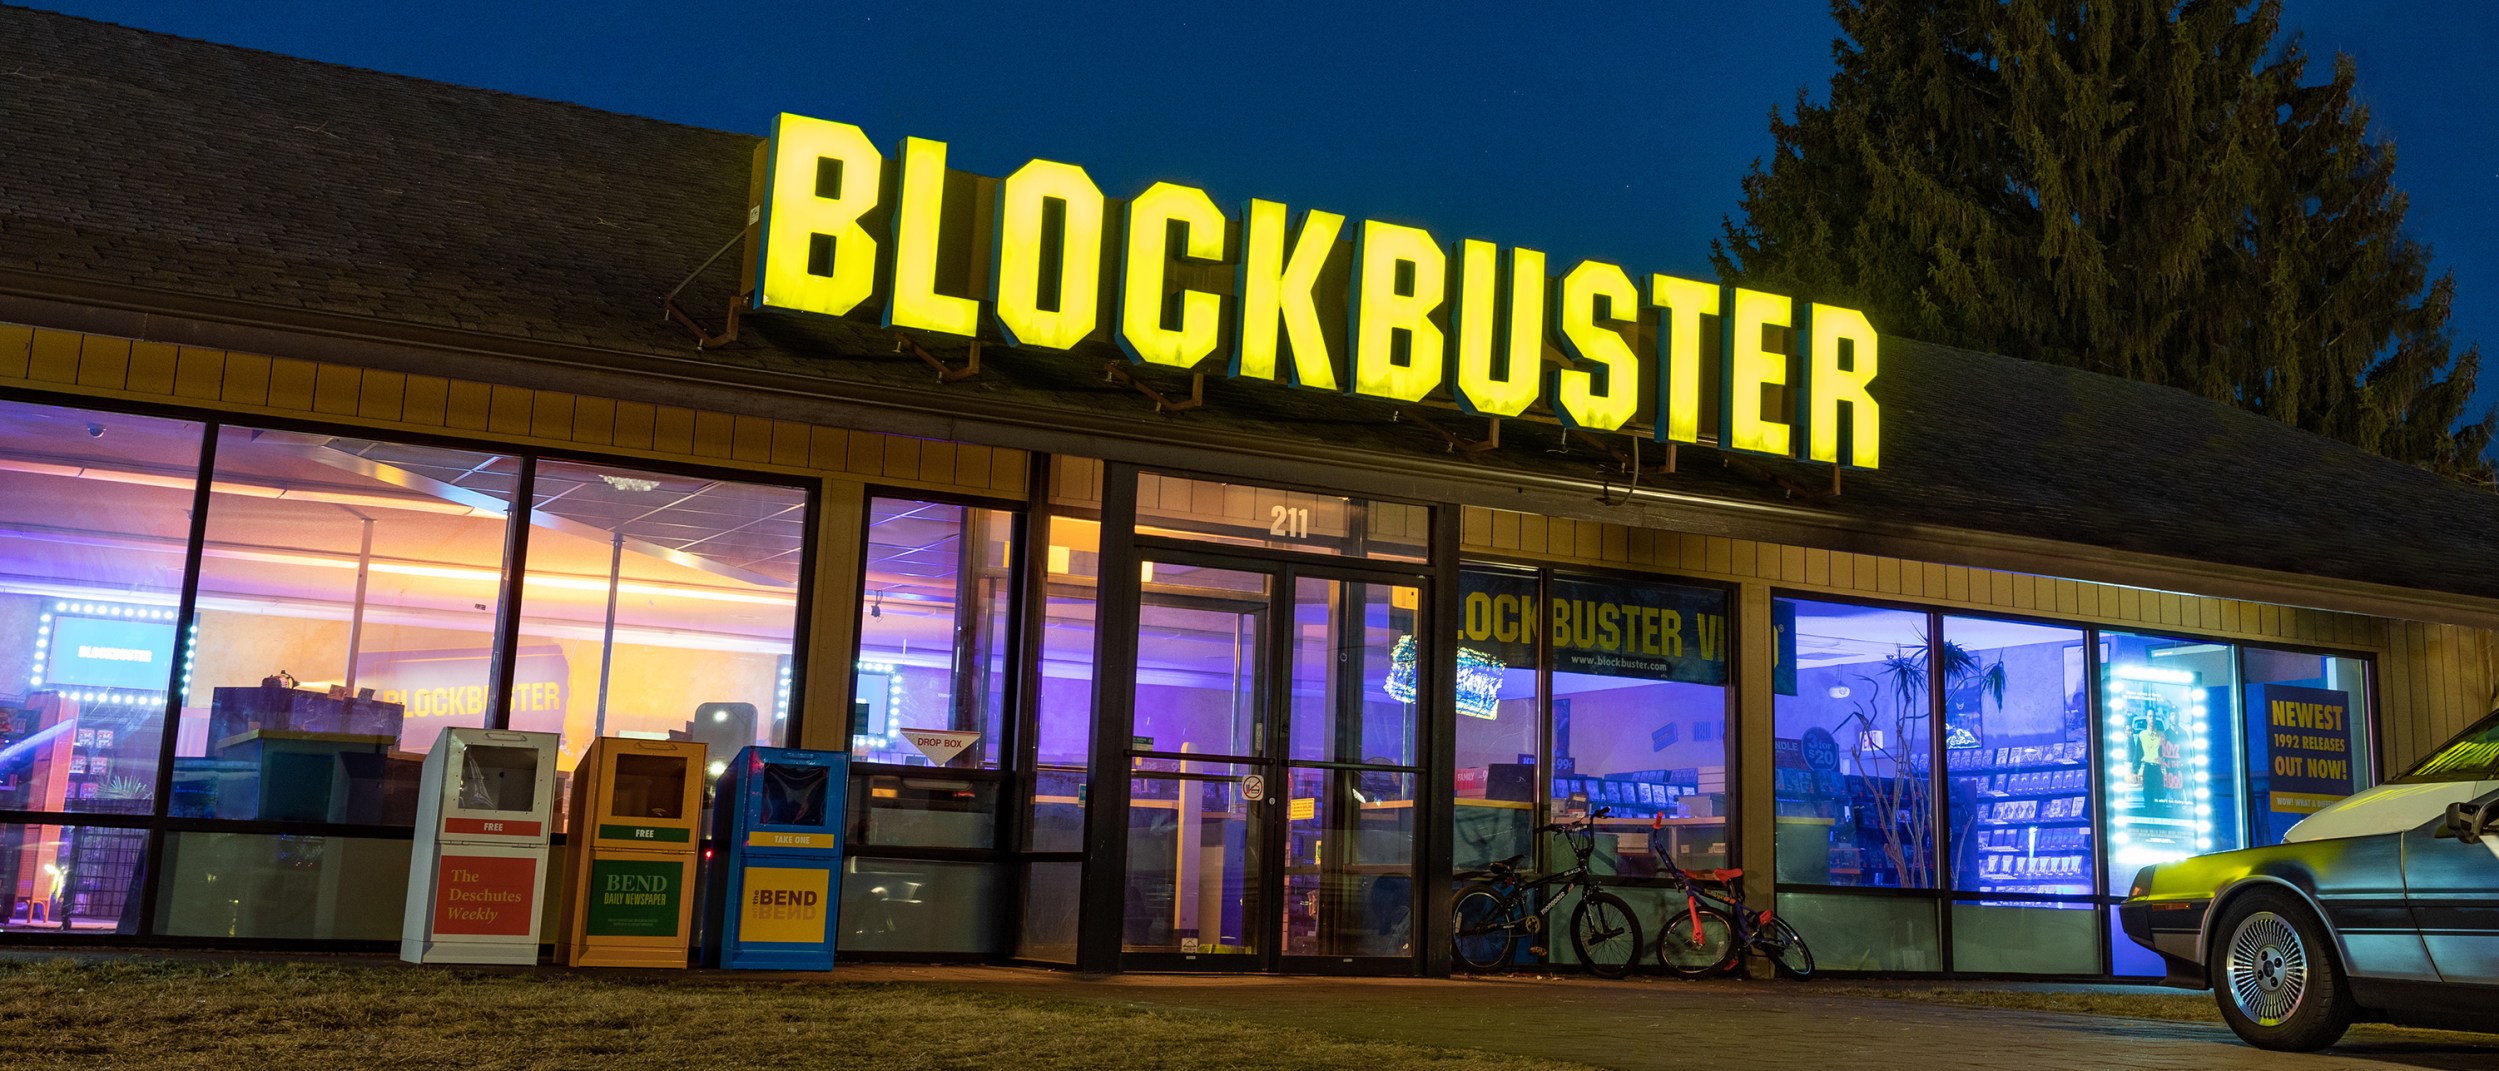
[2225,911,2310,1027]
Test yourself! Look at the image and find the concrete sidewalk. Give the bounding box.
[835,964,2499,1071]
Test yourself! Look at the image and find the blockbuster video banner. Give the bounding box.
[746,113,1881,469]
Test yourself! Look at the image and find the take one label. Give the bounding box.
[746,831,836,850]
[583,858,682,937]
[433,855,536,936]
[737,866,831,945]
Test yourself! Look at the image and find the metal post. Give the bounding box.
[593,531,624,739]
[342,515,374,693]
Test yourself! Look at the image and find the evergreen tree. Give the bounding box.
[1717,0,2493,481]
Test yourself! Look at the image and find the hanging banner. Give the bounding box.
[1455,572,1726,685]
[2261,684,2355,816]
[1771,598,1797,697]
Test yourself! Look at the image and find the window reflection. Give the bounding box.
[510,460,806,816]
[1772,599,1935,888]
[851,498,1014,768]
[0,401,202,826]
[180,430,516,826]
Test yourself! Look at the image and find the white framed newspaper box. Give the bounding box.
[401,727,559,964]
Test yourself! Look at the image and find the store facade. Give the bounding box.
[5,8,2498,978]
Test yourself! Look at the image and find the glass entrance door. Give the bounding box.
[1120,558,1425,971]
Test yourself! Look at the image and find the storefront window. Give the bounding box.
[851,498,1016,768]
[2242,646,2371,846]
[509,460,807,810]
[1134,473,1427,562]
[2101,630,2244,976]
[0,400,203,821]
[180,430,516,826]
[153,831,409,940]
[1940,615,2096,974]
[1029,514,1096,852]
[2100,632,2243,888]
[0,823,145,934]
[1545,574,1731,876]
[1942,616,2093,899]
[1452,567,1537,873]
[1773,599,1934,888]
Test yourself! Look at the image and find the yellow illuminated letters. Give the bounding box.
[756,114,881,318]
[1234,200,1343,390]
[1806,303,1880,468]
[886,136,980,337]
[1452,241,1544,416]
[1118,182,1227,369]
[1721,287,1793,456]
[1649,273,1715,445]
[1351,220,1446,402]
[994,158,1106,350]
[748,112,1894,469]
[1553,261,1640,431]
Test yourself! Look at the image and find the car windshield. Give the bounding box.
[2392,709,2499,783]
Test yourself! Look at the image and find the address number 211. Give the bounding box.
[1268,505,1312,539]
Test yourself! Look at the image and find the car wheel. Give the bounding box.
[2209,888,2354,1052]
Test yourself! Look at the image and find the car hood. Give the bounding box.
[2285,778,2499,842]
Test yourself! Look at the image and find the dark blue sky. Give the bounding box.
[29,1,2497,410]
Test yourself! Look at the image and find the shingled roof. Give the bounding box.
[3,5,2495,614]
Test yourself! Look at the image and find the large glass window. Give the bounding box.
[1772,600,1934,889]
[1545,574,1731,877]
[2100,632,2243,891]
[1451,567,1730,890]
[1452,567,1538,874]
[2241,646,2371,846]
[507,460,807,814]
[0,823,146,934]
[850,498,1015,769]
[153,831,409,940]
[1029,514,1097,852]
[0,395,822,946]
[0,401,203,819]
[1941,615,2097,975]
[180,430,517,825]
[2101,630,2243,977]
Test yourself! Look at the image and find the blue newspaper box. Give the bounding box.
[703,746,847,969]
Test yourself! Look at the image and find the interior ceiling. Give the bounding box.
[1791,601,2085,667]
[0,401,804,643]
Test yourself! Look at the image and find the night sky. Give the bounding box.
[24,1,2497,417]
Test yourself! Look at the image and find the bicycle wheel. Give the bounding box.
[1756,914,1814,979]
[1569,890,1643,979]
[1655,900,1737,977]
[1450,883,1518,973]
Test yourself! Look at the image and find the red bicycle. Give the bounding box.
[1649,818,1814,978]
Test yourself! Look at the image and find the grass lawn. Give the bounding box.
[0,959,1593,1071]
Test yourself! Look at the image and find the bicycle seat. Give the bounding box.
[1695,867,1742,884]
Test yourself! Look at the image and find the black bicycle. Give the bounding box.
[1451,807,1644,978]
[1649,821,1813,978]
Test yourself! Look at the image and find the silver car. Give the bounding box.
[2120,710,2499,1050]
